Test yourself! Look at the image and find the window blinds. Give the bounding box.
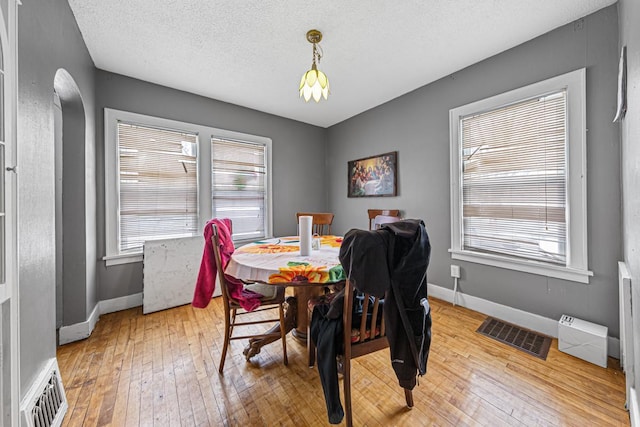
[460,90,567,264]
[211,138,266,241]
[117,123,198,253]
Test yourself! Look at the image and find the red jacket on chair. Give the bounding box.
[192,218,263,311]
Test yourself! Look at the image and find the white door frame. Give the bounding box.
[0,0,20,425]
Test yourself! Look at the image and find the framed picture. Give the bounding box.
[348,151,397,197]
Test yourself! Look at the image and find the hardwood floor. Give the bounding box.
[57,296,629,426]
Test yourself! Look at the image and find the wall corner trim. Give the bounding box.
[58,304,100,345]
[58,293,142,345]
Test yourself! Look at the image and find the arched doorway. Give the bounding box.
[53,69,88,336]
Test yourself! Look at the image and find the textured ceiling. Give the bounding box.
[67,0,616,128]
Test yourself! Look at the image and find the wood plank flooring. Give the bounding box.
[57,296,629,426]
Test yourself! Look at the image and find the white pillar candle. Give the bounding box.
[299,215,313,256]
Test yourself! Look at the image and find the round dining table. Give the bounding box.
[225,235,346,352]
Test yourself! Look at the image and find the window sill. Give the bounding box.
[103,253,143,266]
[449,249,593,284]
[233,237,268,247]
[102,237,264,266]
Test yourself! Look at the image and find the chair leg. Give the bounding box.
[307,308,316,367]
[279,303,288,366]
[404,388,414,408]
[219,311,232,374]
[343,357,353,427]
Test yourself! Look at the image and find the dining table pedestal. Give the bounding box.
[291,286,325,343]
[241,285,327,359]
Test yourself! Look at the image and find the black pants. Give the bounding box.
[310,303,344,424]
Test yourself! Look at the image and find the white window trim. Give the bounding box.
[449,68,592,283]
[104,108,273,266]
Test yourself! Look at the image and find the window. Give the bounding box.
[449,69,591,283]
[117,123,198,253]
[105,109,272,265]
[211,138,267,241]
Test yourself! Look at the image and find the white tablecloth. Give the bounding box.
[225,236,344,284]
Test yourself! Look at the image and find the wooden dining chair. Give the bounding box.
[307,278,413,425]
[342,279,413,427]
[211,223,288,373]
[373,214,402,230]
[296,212,335,235]
[367,209,400,230]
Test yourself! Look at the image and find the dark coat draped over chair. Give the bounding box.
[309,219,431,425]
[339,218,432,388]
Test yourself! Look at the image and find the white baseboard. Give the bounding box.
[58,292,142,345]
[610,336,621,359]
[428,283,620,359]
[631,387,640,427]
[99,292,143,315]
[58,303,100,345]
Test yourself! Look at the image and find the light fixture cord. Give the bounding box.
[312,42,323,67]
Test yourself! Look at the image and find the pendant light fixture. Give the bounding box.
[299,29,329,102]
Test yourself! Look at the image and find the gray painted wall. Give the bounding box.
[327,6,622,335]
[95,71,328,301]
[12,0,629,405]
[18,0,96,393]
[618,0,640,388]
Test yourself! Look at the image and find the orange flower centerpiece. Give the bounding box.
[269,262,345,284]
[269,262,329,284]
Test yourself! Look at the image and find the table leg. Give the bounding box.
[291,286,324,343]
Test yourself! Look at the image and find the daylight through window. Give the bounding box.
[117,123,198,253]
[211,138,267,241]
[460,91,567,264]
[104,109,273,265]
[449,69,590,283]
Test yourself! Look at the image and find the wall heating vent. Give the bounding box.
[21,358,67,427]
